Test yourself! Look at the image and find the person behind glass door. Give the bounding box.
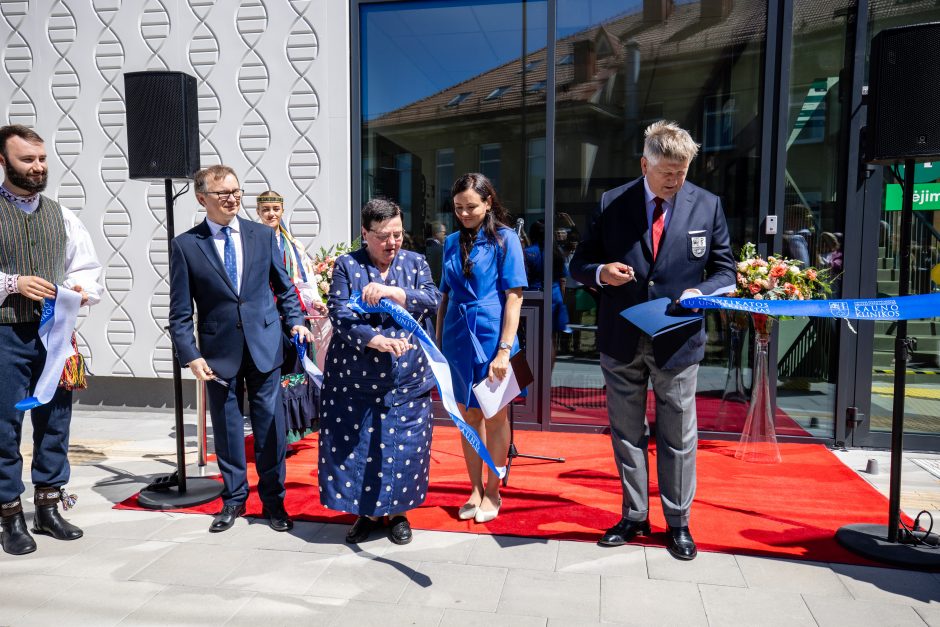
[318,198,440,545]
[569,121,736,560]
[436,173,527,524]
[255,191,330,448]
[523,219,569,369]
[424,221,447,285]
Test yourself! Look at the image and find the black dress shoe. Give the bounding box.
[388,515,412,545]
[32,488,82,541]
[209,503,246,533]
[1,499,37,555]
[598,517,651,547]
[346,516,380,544]
[666,526,697,560]
[262,505,293,532]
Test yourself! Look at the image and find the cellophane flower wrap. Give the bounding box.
[311,239,359,302]
[734,242,832,305]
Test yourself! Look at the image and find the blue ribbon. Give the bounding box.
[292,335,323,388]
[347,292,507,479]
[680,293,940,320]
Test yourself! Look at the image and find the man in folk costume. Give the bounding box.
[0,125,102,555]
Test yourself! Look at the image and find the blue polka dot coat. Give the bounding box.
[318,247,441,516]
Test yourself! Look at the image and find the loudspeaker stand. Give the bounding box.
[836,159,940,568]
[138,179,223,510]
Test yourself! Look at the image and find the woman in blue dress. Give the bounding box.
[436,173,527,523]
[319,198,440,545]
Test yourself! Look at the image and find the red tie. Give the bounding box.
[651,196,665,260]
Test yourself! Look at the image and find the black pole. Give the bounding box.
[137,179,221,509]
[166,179,188,494]
[835,160,940,567]
[886,160,914,542]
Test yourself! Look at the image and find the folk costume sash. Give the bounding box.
[15,287,82,410]
[347,292,507,479]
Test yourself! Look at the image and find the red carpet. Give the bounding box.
[118,426,901,566]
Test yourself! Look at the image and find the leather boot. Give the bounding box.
[1,498,37,555]
[32,487,83,541]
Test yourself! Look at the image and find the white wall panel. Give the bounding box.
[0,0,351,380]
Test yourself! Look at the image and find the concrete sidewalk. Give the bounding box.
[2,407,940,626]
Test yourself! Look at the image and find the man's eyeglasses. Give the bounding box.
[204,189,244,200]
[369,229,405,242]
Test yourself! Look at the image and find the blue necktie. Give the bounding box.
[221,225,238,290]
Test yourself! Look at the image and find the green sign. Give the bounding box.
[885,183,940,211]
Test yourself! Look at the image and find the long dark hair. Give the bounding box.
[451,173,510,277]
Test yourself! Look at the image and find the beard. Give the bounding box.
[4,161,47,194]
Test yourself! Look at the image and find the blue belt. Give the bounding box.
[455,299,501,365]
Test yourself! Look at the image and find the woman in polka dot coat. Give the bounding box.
[318,198,440,545]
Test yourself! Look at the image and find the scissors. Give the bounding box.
[209,375,229,388]
[404,312,425,347]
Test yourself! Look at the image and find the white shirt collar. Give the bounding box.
[642,178,674,209]
[206,216,239,236]
[0,184,40,213]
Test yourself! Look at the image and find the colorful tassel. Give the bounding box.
[58,333,87,391]
[59,488,77,511]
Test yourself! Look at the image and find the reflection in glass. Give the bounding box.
[772,1,855,438]
[866,3,940,440]
[360,0,547,269]
[551,0,766,429]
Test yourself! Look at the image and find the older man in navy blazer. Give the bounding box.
[169,165,313,533]
[570,121,736,560]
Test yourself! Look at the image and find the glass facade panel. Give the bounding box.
[774,1,854,438]
[551,0,767,429]
[360,0,547,263]
[866,1,940,439]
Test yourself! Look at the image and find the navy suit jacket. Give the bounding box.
[168,216,304,379]
[570,177,736,369]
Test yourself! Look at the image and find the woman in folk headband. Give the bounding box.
[256,191,331,446]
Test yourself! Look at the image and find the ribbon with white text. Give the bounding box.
[680,293,940,320]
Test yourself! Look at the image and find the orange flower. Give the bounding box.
[806,268,817,281]
[784,282,797,295]
[770,263,787,278]
[749,283,762,294]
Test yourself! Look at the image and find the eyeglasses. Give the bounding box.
[369,229,405,242]
[204,189,244,200]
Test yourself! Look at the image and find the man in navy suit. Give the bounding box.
[169,165,313,533]
[570,121,736,560]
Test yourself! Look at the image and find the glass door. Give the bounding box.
[849,1,940,449]
[549,0,767,429]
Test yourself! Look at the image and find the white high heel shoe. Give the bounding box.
[474,497,501,523]
[457,502,479,520]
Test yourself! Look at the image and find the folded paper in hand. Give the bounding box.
[620,297,702,337]
[471,351,534,419]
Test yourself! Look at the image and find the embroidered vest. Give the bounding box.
[0,194,67,323]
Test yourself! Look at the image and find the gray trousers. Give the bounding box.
[600,335,698,528]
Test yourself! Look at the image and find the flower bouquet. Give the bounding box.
[732,242,831,462]
[310,239,359,302]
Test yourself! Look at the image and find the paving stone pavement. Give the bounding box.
[2,406,940,626]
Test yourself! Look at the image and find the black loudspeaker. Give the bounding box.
[124,71,200,180]
[866,23,940,164]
